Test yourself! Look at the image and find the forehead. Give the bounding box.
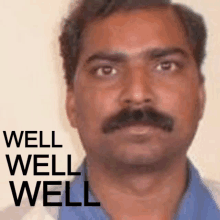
[79,7,192,62]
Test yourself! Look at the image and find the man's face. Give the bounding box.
[67,7,205,167]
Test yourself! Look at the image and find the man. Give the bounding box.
[58,0,220,219]
[6,0,220,219]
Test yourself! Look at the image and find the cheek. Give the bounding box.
[160,79,201,130]
[74,84,116,131]
[74,84,119,152]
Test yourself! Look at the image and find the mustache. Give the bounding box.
[102,107,174,134]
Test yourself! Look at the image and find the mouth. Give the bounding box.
[116,122,160,135]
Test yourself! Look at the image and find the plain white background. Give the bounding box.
[0,0,219,210]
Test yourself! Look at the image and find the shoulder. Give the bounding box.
[0,196,59,220]
[0,183,64,220]
[203,178,220,209]
[2,178,220,220]
[21,200,57,220]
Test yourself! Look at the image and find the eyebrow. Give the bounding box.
[85,47,189,65]
[148,47,189,60]
[85,52,127,64]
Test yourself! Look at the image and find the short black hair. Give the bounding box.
[59,0,207,86]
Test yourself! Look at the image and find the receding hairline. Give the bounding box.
[78,5,192,65]
[59,1,206,86]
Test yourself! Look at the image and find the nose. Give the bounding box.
[119,66,155,107]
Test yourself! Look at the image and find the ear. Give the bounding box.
[198,82,206,120]
[66,87,77,128]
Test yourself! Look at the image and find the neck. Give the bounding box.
[86,156,188,220]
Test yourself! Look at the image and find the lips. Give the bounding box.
[114,124,162,140]
[118,120,162,134]
[117,121,158,130]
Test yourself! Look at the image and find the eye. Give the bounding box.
[156,62,178,72]
[96,66,117,76]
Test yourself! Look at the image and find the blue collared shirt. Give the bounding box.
[59,161,220,219]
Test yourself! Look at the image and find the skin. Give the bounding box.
[66,6,205,220]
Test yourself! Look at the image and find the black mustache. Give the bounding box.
[102,107,174,134]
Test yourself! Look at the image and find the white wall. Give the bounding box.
[0,0,219,211]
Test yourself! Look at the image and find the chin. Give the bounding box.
[101,149,175,173]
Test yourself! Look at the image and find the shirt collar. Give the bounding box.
[59,160,220,220]
[59,161,109,220]
[175,161,220,219]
